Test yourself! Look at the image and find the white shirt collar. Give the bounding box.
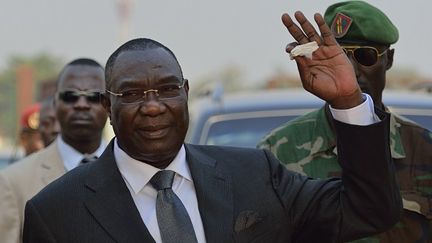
[114,138,192,195]
[57,136,106,171]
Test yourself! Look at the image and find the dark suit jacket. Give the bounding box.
[23,113,401,243]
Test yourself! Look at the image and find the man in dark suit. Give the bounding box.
[23,12,401,243]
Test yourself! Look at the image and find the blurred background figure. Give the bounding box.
[38,96,60,147]
[18,103,44,157]
[0,58,108,243]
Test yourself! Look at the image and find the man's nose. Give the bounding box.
[346,54,361,77]
[73,96,91,109]
[138,98,167,117]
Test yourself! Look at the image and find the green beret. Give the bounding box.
[324,1,398,45]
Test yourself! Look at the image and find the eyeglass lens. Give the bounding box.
[110,82,184,104]
[343,47,379,66]
[58,91,101,103]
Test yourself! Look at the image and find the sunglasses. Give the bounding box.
[57,90,102,104]
[341,45,388,66]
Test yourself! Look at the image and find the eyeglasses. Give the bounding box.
[57,90,102,104]
[106,80,186,104]
[341,45,388,66]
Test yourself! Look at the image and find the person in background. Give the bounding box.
[24,10,400,242]
[18,103,44,157]
[38,96,60,147]
[258,1,432,242]
[0,58,108,243]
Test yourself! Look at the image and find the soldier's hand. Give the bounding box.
[282,11,363,109]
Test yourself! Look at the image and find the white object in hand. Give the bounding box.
[289,41,319,60]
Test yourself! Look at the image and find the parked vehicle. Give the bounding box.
[0,154,13,169]
[186,89,432,148]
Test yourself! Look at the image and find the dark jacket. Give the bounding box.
[23,112,401,243]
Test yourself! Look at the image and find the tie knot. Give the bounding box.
[80,155,98,164]
[150,170,175,190]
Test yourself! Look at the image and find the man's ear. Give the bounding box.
[53,94,58,107]
[101,94,112,124]
[386,48,394,70]
[184,79,189,97]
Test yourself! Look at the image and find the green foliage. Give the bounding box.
[7,53,63,84]
[0,53,64,145]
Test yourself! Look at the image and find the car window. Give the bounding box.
[0,156,12,169]
[206,115,299,147]
[202,110,432,148]
[394,114,432,131]
[188,90,432,148]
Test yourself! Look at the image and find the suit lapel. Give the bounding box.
[84,141,155,243]
[39,142,66,185]
[185,144,234,243]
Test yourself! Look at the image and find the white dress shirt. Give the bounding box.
[329,94,379,125]
[115,141,206,243]
[57,136,106,171]
[114,93,377,243]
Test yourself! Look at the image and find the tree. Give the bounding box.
[0,53,64,147]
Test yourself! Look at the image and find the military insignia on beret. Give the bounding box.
[331,13,352,38]
[28,111,40,130]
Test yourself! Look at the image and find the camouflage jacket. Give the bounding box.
[258,105,432,243]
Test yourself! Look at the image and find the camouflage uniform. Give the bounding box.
[258,105,432,243]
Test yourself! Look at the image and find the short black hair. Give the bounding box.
[67,58,103,67]
[105,38,182,89]
[56,58,104,88]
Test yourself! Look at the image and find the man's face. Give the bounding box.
[340,42,394,107]
[38,102,60,146]
[20,130,44,156]
[55,65,107,146]
[103,48,189,167]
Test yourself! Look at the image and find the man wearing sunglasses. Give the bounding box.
[259,1,432,242]
[17,103,44,158]
[0,58,108,243]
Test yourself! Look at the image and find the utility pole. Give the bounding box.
[16,65,34,125]
[117,0,133,43]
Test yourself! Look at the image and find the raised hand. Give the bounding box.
[282,11,363,109]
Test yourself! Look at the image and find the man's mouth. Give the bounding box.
[138,125,170,139]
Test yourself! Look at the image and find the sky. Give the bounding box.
[1,0,430,86]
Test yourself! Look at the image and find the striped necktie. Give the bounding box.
[149,170,198,243]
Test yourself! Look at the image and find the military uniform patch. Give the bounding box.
[331,12,352,38]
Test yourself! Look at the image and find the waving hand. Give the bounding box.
[282,11,363,109]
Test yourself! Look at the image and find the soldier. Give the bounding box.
[258,1,432,242]
[18,103,44,157]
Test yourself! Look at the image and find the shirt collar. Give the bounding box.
[114,138,192,195]
[57,136,107,171]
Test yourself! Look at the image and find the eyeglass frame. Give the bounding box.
[57,90,103,104]
[105,79,187,104]
[340,45,388,66]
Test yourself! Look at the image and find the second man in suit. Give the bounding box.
[0,58,108,243]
